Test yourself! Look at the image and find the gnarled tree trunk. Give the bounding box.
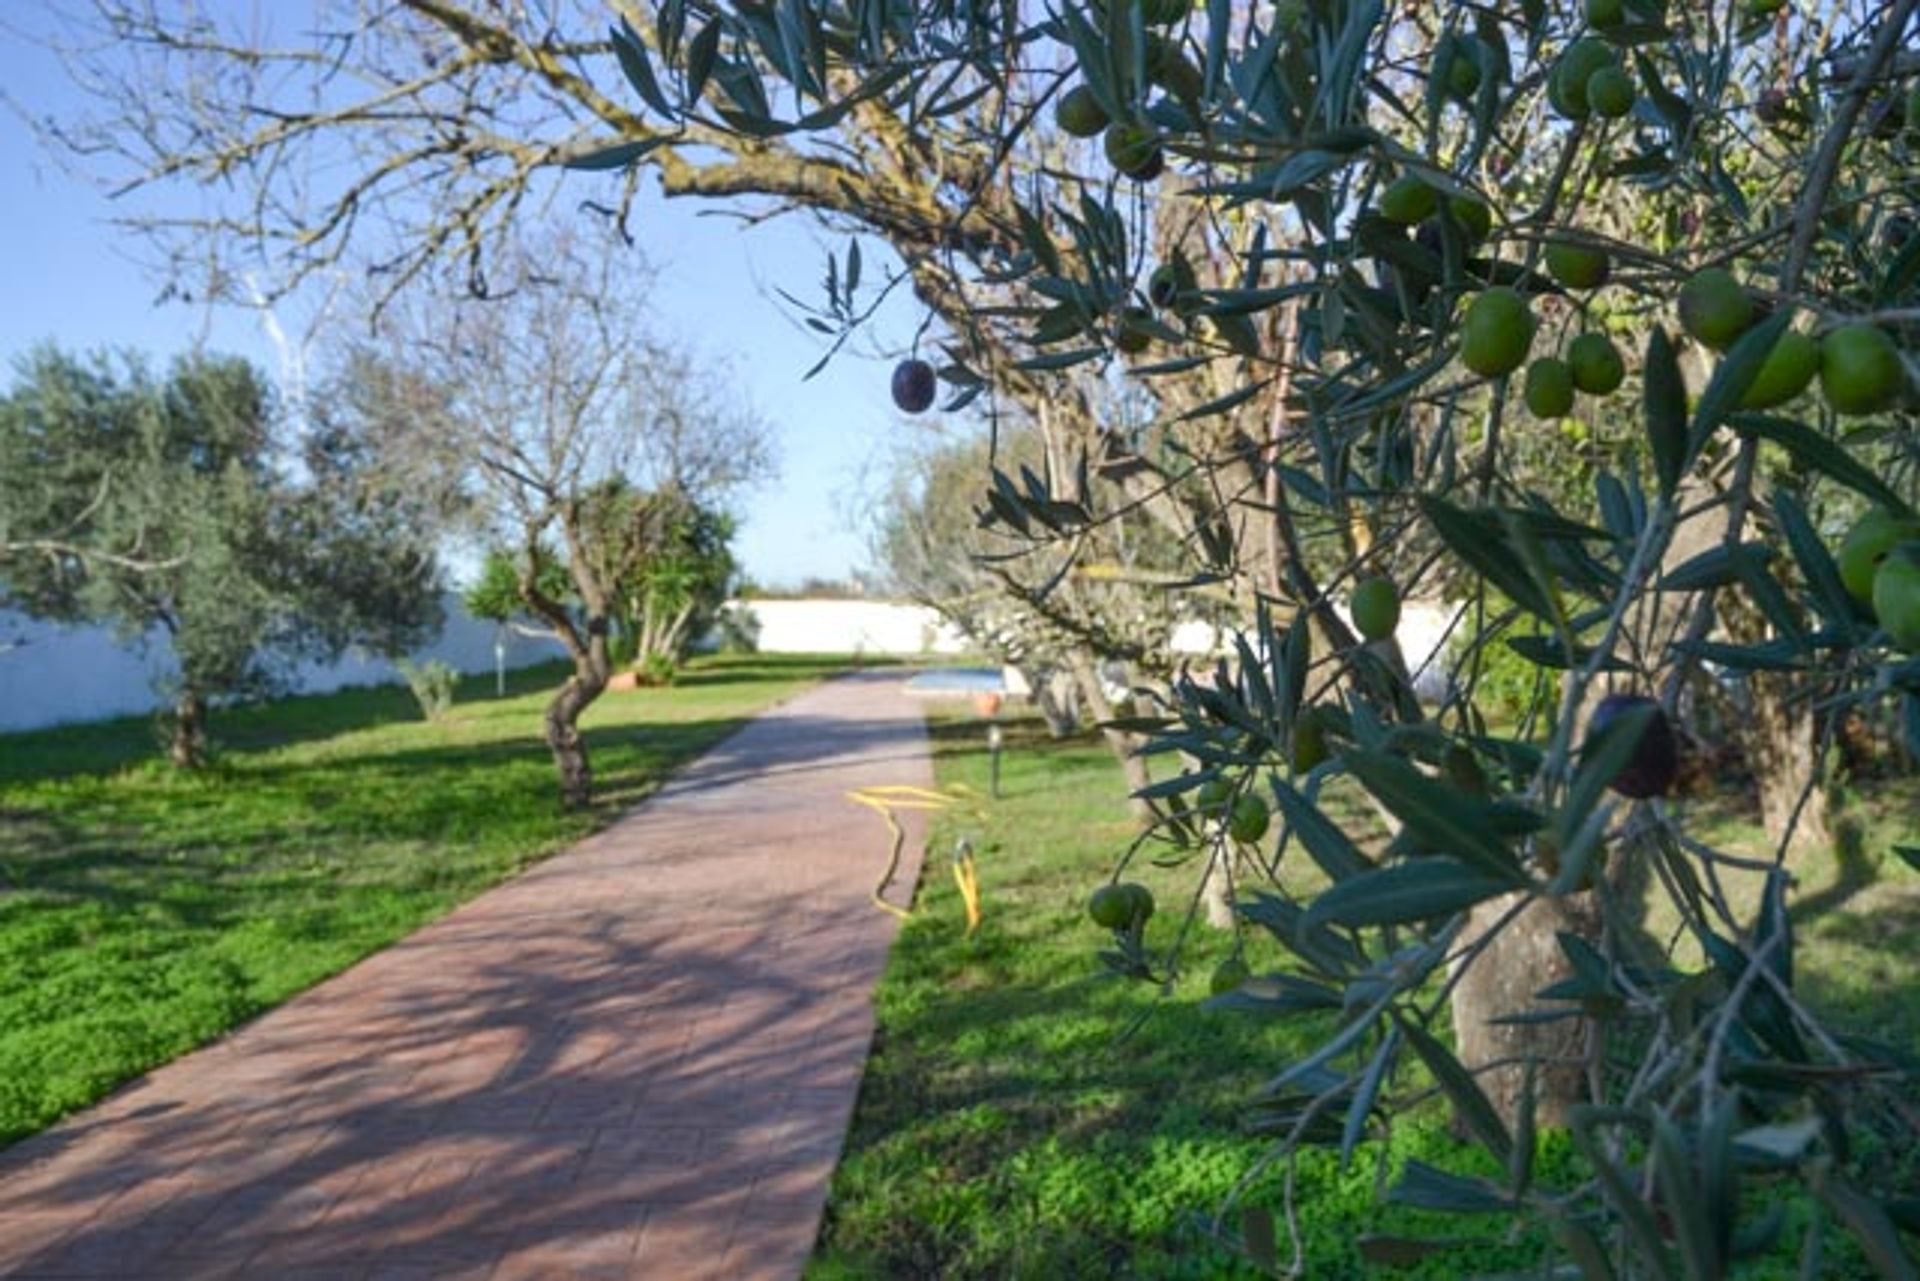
[169,690,207,770]
[545,655,608,810]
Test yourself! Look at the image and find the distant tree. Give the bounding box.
[0,346,440,765]
[596,484,740,669]
[464,547,570,632]
[330,228,771,807]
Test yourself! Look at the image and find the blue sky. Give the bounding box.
[0,17,929,591]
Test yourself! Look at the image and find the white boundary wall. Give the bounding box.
[0,596,567,733]
[726,598,968,656]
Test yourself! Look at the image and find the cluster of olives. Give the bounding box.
[1051,5,1200,185]
[1459,261,1908,422]
[1675,268,1906,416]
[1839,508,1920,651]
[1196,777,1270,845]
[1514,242,1621,415]
[1548,33,1637,123]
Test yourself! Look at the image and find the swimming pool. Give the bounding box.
[903,667,1008,695]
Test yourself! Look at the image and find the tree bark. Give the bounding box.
[1747,672,1829,855]
[1068,651,1153,821]
[1721,591,1831,855]
[1449,892,1597,1129]
[545,658,606,810]
[1025,665,1082,737]
[520,523,614,810]
[169,690,207,769]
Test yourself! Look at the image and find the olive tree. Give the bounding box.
[0,346,441,764]
[587,0,1920,1271]
[325,229,769,806]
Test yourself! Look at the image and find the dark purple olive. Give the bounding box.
[891,358,937,414]
[1585,694,1679,799]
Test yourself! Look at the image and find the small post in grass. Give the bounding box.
[972,688,1005,799]
[493,627,507,698]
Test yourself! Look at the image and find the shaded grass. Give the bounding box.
[813,715,1919,1280]
[0,652,848,1145]
[813,719,1565,1280]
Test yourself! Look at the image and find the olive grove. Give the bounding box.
[34,0,1920,1271]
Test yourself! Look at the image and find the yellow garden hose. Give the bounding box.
[845,783,985,934]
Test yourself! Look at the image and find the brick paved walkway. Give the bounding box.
[0,671,932,1279]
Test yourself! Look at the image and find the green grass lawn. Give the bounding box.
[812,715,1920,1280]
[0,653,849,1145]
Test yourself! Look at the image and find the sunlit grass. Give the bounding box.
[0,653,848,1145]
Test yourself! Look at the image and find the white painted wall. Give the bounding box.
[0,596,568,734]
[725,598,968,656]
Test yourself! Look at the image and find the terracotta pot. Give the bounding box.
[972,691,1004,718]
[608,670,640,692]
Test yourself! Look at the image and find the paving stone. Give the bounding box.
[0,673,928,1279]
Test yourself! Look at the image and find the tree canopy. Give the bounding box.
[0,346,441,764]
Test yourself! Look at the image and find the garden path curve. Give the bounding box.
[0,670,933,1280]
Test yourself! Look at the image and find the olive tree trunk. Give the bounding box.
[168,690,208,770]
[1449,893,1599,1128]
[1069,651,1153,822]
[544,651,609,810]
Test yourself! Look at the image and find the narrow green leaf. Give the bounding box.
[1702,1093,1740,1266]
[1388,1160,1510,1214]
[1341,1027,1399,1170]
[563,137,670,170]
[1731,414,1911,514]
[1281,619,1310,722]
[1645,327,1687,499]
[1506,634,1633,672]
[1396,1016,1512,1162]
[1205,974,1345,1016]
[1653,1113,1718,1281]
[685,19,722,106]
[1014,346,1104,371]
[1237,891,1364,977]
[1572,1108,1678,1281]
[1510,1059,1537,1199]
[1420,496,1555,620]
[1774,490,1863,631]
[1262,1003,1388,1096]
[1733,550,1809,651]
[1270,776,1370,881]
[1178,378,1272,422]
[1344,751,1525,882]
[611,20,677,117]
[1555,1217,1619,1280]
[1304,857,1516,930]
[1667,638,1806,671]
[1559,700,1653,843]
[1756,867,1793,989]
[1013,202,1059,279]
[1659,542,1773,592]
[1815,1172,1920,1281]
